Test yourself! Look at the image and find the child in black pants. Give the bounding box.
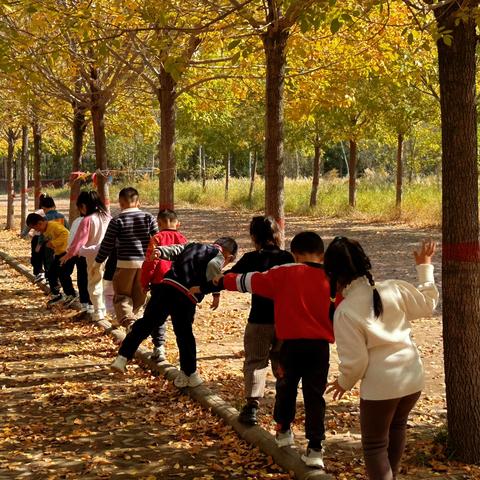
[111,237,238,388]
[201,232,334,469]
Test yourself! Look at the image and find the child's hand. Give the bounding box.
[326,378,346,401]
[35,245,42,253]
[212,274,224,286]
[151,248,161,260]
[414,240,436,265]
[210,294,220,310]
[46,241,54,249]
[189,286,201,295]
[59,256,67,265]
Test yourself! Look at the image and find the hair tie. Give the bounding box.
[330,297,336,302]
[371,285,377,291]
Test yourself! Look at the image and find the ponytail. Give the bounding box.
[365,271,383,318]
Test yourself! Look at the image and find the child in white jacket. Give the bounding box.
[325,237,438,480]
[61,191,111,320]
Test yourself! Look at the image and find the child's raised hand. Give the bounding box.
[189,286,201,295]
[212,274,224,286]
[35,244,42,253]
[414,239,436,265]
[325,378,346,401]
[210,294,220,310]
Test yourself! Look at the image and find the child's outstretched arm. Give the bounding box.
[154,242,190,260]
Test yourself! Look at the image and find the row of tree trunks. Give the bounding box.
[6,129,18,230]
[396,133,404,210]
[310,141,322,208]
[32,122,42,209]
[248,150,257,203]
[224,152,230,200]
[20,125,29,231]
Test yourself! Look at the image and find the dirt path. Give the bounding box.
[1,197,478,479]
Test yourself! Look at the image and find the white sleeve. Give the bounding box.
[206,252,225,281]
[397,264,439,320]
[334,311,369,391]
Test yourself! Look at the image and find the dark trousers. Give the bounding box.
[31,236,45,275]
[273,339,330,448]
[119,284,196,374]
[47,253,76,297]
[73,256,91,304]
[360,391,421,480]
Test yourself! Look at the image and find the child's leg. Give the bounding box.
[132,268,147,316]
[360,398,399,480]
[58,255,76,297]
[118,287,170,360]
[388,391,421,478]
[46,255,61,295]
[112,268,136,325]
[300,340,330,449]
[170,294,197,375]
[76,257,91,304]
[151,322,167,348]
[31,236,44,275]
[243,323,276,400]
[87,260,105,314]
[103,280,115,315]
[273,341,302,432]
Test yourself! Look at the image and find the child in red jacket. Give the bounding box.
[141,209,187,361]
[197,231,334,469]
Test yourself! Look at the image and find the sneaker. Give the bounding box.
[93,309,106,321]
[187,371,203,388]
[63,295,77,307]
[174,370,189,388]
[275,429,295,448]
[34,273,45,284]
[47,294,65,306]
[238,403,258,426]
[301,448,324,469]
[86,305,94,314]
[80,303,90,312]
[110,355,128,373]
[151,345,166,362]
[125,321,135,334]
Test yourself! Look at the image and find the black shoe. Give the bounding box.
[238,403,258,426]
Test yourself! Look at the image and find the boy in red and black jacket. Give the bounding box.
[141,209,187,362]
[198,231,334,470]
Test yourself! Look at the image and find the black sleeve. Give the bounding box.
[225,252,253,274]
[200,277,225,294]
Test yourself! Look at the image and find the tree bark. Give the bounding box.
[224,151,230,201]
[158,67,176,210]
[395,133,404,210]
[435,3,480,463]
[310,142,321,208]
[262,27,288,245]
[6,129,16,230]
[20,125,29,232]
[348,139,358,207]
[201,148,206,191]
[32,122,42,209]
[248,150,257,204]
[91,101,110,212]
[69,104,87,222]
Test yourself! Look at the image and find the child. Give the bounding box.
[61,191,111,319]
[111,237,238,389]
[224,216,293,426]
[26,213,76,306]
[202,231,334,469]
[94,187,158,325]
[140,208,187,362]
[20,203,46,284]
[325,238,438,480]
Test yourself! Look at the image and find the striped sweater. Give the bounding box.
[95,208,158,268]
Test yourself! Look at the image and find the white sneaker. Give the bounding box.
[80,303,89,312]
[174,371,189,388]
[110,355,128,373]
[93,309,105,321]
[301,448,325,469]
[87,305,94,314]
[151,345,166,362]
[275,429,295,448]
[187,371,203,387]
[34,273,45,284]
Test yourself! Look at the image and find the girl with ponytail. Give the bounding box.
[324,237,438,480]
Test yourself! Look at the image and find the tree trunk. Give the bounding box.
[20,125,29,231]
[262,28,288,245]
[396,133,404,210]
[248,150,257,204]
[6,130,16,230]
[201,148,206,191]
[69,104,87,222]
[32,122,42,209]
[91,101,110,212]
[224,151,230,201]
[435,5,480,463]
[310,143,321,208]
[348,139,357,207]
[158,67,176,210]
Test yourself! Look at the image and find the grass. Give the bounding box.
[45,176,441,227]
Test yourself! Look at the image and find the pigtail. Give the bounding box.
[365,271,383,318]
[329,277,337,322]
